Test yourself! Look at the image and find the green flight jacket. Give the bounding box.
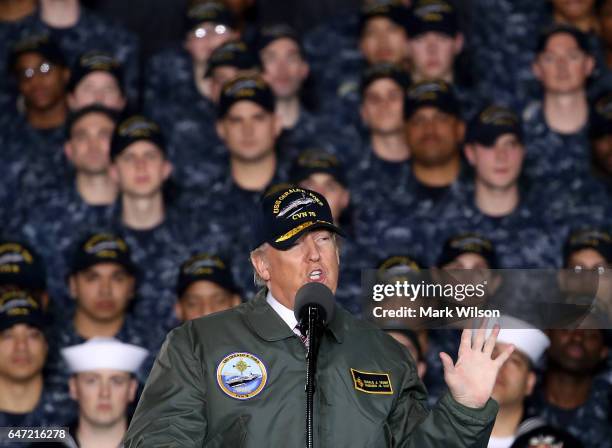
[124,289,498,447]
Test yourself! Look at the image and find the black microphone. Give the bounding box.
[294,282,335,326]
[293,282,335,448]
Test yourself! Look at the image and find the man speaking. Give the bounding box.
[124,186,514,447]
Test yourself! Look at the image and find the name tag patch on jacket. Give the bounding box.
[217,352,268,400]
[350,368,393,394]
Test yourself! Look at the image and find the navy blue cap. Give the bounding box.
[360,62,411,97]
[68,50,124,93]
[564,228,612,264]
[466,104,523,147]
[110,114,166,160]
[205,40,259,78]
[176,253,239,297]
[217,75,275,118]
[184,0,235,32]
[8,34,66,72]
[290,148,347,187]
[0,287,48,333]
[438,233,498,268]
[404,80,460,118]
[255,24,303,55]
[0,241,47,291]
[70,233,138,277]
[358,0,412,35]
[408,0,459,38]
[252,186,345,251]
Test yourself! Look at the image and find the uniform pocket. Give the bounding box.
[205,415,249,448]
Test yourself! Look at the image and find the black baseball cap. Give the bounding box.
[205,40,259,78]
[65,104,119,140]
[70,233,138,276]
[404,80,460,119]
[252,186,345,251]
[358,0,412,35]
[536,24,590,55]
[0,241,47,291]
[217,75,275,119]
[377,255,423,283]
[67,50,124,93]
[360,62,411,97]
[110,114,166,160]
[290,148,347,187]
[466,104,523,147]
[8,34,66,72]
[184,0,235,33]
[408,0,459,38]
[590,92,612,140]
[437,233,498,268]
[0,287,47,333]
[563,229,612,264]
[176,253,239,297]
[255,24,303,55]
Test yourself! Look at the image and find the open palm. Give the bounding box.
[440,322,514,409]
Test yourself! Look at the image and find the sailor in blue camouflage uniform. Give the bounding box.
[349,62,411,202]
[181,76,292,300]
[290,148,369,315]
[16,0,140,104]
[407,0,482,121]
[168,38,260,190]
[353,80,471,266]
[65,50,128,112]
[317,0,412,129]
[521,25,595,182]
[3,34,70,188]
[0,287,73,439]
[19,106,119,304]
[104,114,223,339]
[436,103,560,269]
[527,327,612,448]
[589,91,612,195]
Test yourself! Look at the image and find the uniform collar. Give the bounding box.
[245,289,344,344]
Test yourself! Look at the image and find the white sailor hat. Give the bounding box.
[61,337,148,374]
[486,316,550,365]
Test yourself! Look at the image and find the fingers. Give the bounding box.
[472,317,489,351]
[439,352,455,374]
[493,343,515,367]
[459,327,472,357]
[482,324,500,355]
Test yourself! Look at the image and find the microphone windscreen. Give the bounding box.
[294,282,335,324]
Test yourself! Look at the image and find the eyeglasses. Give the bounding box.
[18,61,55,80]
[192,24,229,39]
[571,265,608,276]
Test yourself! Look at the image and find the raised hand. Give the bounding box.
[440,320,514,409]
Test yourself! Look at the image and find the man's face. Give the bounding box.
[15,53,69,112]
[465,134,524,190]
[299,173,349,224]
[69,369,137,428]
[547,329,608,374]
[252,230,340,308]
[0,324,47,382]
[69,263,135,323]
[110,141,172,198]
[600,0,612,48]
[443,252,490,270]
[210,66,240,103]
[68,72,126,111]
[359,17,409,65]
[492,343,535,406]
[216,101,281,162]
[175,280,240,321]
[408,32,462,81]
[360,78,405,135]
[184,22,237,64]
[561,248,610,298]
[533,33,594,94]
[261,38,309,100]
[65,112,115,175]
[405,106,463,166]
[552,0,595,21]
[593,134,612,175]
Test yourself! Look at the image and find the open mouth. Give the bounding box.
[308,269,325,282]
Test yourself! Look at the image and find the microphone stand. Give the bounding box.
[304,305,323,448]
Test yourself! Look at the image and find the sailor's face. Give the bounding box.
[264,230,339,309]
